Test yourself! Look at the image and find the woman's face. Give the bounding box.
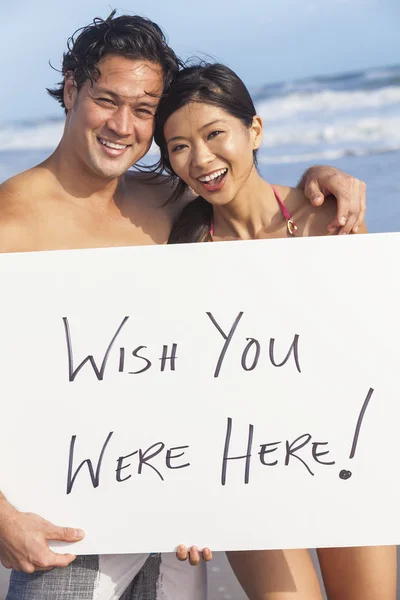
[164,102,262,206]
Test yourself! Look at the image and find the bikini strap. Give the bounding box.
[209,184,298,240]
[270,185,298,237]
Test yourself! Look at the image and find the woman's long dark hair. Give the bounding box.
[153,63,258,243]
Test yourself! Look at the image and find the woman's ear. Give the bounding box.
[63,71,78,111]
[251,115,263,150]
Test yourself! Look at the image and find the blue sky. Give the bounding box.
[1,0,399,123]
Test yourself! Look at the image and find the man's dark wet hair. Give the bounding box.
[47,10,182,113]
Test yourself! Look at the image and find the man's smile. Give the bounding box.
[97,137,131,157]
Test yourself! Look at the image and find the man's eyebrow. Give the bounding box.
[94,88,120,100]
[166,119,228,144]
[136,98,160,108]
[94,88,160,106]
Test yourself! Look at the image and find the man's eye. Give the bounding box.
[98,98,115,105]
[208,130,223,140]
[136,108,154,117]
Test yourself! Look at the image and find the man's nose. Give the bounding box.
[107,106,134,138]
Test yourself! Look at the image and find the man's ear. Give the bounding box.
[63,71,77,110]
[251,115,263,150]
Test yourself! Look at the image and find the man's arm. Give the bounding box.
[0,491,85,572]
[165,165,367,236]
[297,165,367,234]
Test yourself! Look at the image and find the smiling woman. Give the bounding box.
[154,63,260,209]
[164,102,258,204]
[152,62,396,600]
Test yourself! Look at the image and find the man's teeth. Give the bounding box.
[99,138,128,150]
[199,169,227,183]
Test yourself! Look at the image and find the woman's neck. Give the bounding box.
[212,169,280,240]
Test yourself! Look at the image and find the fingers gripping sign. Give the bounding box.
[0,506,85,573]
[176,544,213,566]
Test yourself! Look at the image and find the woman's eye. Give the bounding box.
[171,144,187,153]
[208,130,223,140]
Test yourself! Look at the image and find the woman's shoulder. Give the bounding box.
[271,184,337,237]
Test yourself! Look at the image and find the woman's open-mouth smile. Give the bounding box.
[197,168,228,192]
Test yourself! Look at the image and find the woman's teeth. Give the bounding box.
[99,138,128,150]
[198,168,227,183]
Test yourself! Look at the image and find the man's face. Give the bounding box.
[63,54,164,179]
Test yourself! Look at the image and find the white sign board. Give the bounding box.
[0,233,399,555]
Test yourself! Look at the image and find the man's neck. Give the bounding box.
[44,144,123,211]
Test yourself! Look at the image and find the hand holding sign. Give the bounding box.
[0,500,84,573]
[176,545,213,566]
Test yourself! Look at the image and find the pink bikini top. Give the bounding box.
[209,185,298,239]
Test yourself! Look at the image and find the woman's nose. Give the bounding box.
[191,143,214,169]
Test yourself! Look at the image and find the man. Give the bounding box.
[0,11,366,600]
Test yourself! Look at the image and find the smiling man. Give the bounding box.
[0,10,367,600]
[64,56,161,175]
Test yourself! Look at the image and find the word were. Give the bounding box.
[66,432,190,495]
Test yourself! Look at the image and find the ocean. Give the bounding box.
[0,64,399,600]
[1,64,400,233]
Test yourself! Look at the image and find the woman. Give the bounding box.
[153,63,396,599]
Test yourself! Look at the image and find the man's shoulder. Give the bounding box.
[0,168,43,210]
[0,212,29,253]
[123,170,194,217]
[0,171,40,251]
[124,171,174,203]
[0,177,25,219]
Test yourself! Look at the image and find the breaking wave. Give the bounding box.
[1,64,399,168]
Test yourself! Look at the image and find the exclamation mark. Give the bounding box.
[339,387,374,480]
